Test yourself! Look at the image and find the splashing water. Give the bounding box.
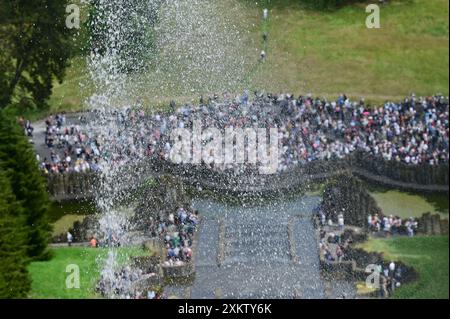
[84,0,257,298]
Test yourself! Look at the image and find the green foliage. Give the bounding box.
[360,236,449,299]
[28,247,149,299]
[0,109,53,297]
[0,171,31,298]
[0,0,74,109]
[0,111,52,261]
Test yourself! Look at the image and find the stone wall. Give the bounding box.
[350,152,449,186]
[46,171,100,201]
[161,262,195,279]
[46,152,449,201]
[418,213,449,235]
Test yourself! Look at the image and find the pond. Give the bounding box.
[367,184,449,219]
[48,200,98,237]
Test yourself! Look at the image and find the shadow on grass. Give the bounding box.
[241,0,384,11]
[239,0,410,11]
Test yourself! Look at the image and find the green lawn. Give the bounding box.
[28,246,148,299]
[359,235,449,299]
[251,0,449,103]
[48,56,93,115]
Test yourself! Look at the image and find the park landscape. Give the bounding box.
[0,0,449,300]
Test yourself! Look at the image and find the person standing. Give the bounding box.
[389,261,396,278]
[320,211,326,226]
[367,214,372,229]
[67,231,73,247]
[327,218,333,227]
[338,213,345,231]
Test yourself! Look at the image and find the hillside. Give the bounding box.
[46,0,449,116]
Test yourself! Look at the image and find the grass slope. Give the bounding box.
[42,0,449,115]
[28,246,147,299]
[359,235,449,299]
[250,0,449,102]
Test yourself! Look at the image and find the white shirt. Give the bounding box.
[338,216,344,226]
[389,262,396,272]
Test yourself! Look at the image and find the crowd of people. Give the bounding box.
[373,261,404,298]
[317,212,406,298]
[319,229,352,263]
[317,208,419,263]
[93,207,198,299]
[368,214,418,237]
[316,208,349,263]
[39,113,102,174]
[18,117,35,138]
[34,92,449,175]
[96,265,163,299]
[318,210,346,231]
[272,93,448,168]
[159,207,198,266]
[65,231,117,248]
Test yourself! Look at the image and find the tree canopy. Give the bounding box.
[0,111,52,261]
[0,170,31,298]
[0,110,53,297]
[0,0,74,109]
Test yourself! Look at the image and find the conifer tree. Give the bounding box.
[0,170,31,298]
[0,111,52,261]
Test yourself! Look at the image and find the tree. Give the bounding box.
[0,170,31,298]
[0,0,74,109]
[0,111,52,261]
